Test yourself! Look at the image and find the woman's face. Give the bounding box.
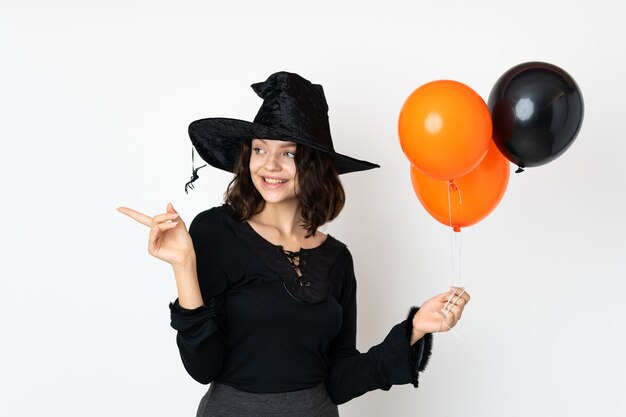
[249,138,299,205]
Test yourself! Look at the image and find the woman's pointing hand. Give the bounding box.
[116,202,195,267]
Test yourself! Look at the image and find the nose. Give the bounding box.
[264,152,282,171]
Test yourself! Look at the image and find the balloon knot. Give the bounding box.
[515,166,525,173]
[453,225,461,233]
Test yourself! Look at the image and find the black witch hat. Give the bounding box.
[185,71,380,193]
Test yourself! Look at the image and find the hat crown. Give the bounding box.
[251,72,334,150]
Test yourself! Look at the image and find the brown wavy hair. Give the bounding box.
[224,138,345,238]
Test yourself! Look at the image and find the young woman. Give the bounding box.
[117,71,470,417]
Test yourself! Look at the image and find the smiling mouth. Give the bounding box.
[263,177,288,184]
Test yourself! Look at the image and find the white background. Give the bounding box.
[2,1,625,416]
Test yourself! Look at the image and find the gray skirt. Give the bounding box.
[196,381,340,417]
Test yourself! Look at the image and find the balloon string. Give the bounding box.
[455,230,462,287]
[447,181,453,281]
[444,182,463,340]
[447,181,463,288]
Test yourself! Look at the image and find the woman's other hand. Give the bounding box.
[116,202,196,268]
[411,287,470,343]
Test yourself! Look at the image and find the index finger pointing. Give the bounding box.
[117,206,154,227]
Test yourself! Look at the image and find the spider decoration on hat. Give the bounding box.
[185,148,207,194]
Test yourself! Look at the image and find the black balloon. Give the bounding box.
[488,62,584,170]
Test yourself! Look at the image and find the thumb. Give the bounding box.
[167,202,177,213]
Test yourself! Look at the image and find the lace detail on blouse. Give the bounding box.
[283,249,311,287]
[219,206,347,304]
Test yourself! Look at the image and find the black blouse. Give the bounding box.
[169,204,433,405]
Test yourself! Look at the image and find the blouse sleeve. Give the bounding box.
[168,209,229,385]
[325,249,433,405]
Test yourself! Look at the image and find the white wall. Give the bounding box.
[2,0,624,416]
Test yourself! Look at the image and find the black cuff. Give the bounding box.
[404,306,434,388]
[169,298,217,332]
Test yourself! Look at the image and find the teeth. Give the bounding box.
[264,178,287,184]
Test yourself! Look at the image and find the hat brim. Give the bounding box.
[189,117,380,174]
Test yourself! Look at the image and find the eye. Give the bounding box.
[253,147,265,155]
[283,151,296,158]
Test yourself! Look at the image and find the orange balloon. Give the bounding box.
[399,80,492,180]
[410,141,510,230]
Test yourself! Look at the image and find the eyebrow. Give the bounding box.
[256,139,297,148]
